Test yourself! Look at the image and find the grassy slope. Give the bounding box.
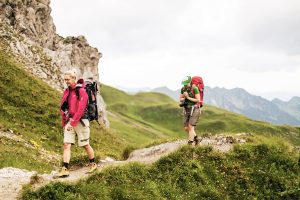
[0,50,63,172]
[0,47,191,173]
[101,85,300,145]
[0,49,134,172]
[101,86,183,144]
[23,142,300,199]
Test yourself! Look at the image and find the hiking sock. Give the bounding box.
[188,140,194,145]
[194,136,199,145]
[63,162,69,169]
[89,158,95,163]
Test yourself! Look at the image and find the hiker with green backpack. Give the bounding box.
[54,69,98,178]
[179,76,204,145]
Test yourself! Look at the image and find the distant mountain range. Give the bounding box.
[152,86,300,126]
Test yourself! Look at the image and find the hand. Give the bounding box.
[183,92,188,98]
[66,124,73,131]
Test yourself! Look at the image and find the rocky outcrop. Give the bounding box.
[0,0,108,126]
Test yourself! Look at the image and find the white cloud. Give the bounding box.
[50,0,300,101]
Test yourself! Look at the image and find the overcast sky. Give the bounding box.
[50,0,300,101]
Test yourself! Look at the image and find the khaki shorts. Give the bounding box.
[64,119,90,147]
[183,107,200,127]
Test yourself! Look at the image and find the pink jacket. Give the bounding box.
[60,79,88,127]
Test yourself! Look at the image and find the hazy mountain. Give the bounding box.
[152,86,180,101]
[117,86,152,94]
[272,97,300,121]
[151,86,300,126]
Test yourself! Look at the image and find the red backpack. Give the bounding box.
[191,76,204,107]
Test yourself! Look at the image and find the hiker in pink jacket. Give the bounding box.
[55,69,97,178]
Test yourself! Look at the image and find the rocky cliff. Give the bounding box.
[0,0,108,126]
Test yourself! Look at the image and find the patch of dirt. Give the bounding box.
[0,167,35,200]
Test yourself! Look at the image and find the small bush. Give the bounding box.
[122,146,136,160]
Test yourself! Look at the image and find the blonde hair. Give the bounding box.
[64,68,77,80]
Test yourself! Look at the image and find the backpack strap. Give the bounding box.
[75,83,83,100]
[61,88,70,112]
[191,85,202,108]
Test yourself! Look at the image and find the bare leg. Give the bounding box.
[84,144,95,159]
[63,143,72,163]
[188,124,196,141]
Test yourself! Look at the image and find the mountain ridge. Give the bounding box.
[150,86,300,126]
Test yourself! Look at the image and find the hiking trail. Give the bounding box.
[0,133,250,200]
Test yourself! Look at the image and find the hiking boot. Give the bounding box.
[194,136,202,146]
[53,167,69,179]
[187,140,194,145]
[87,162,97,174]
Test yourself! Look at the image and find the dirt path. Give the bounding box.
[0,134,250,200]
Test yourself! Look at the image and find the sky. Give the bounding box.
[50,0,300,101]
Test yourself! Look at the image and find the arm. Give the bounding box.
[179,87,186,102]
[179,93,186,102]
[183,86,200,103]
[60,90,68,128]
[184,93,200,103]
[70,88,88,127]
[60,110,67,127]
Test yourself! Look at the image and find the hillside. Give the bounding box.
[273,97,300,122]
[0,49,164,173]
[102,85,300,146]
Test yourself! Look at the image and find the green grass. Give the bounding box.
[0,52,62,151]
[101,85,300,145]
[101,85,185,147]
[22,141,300,199]
[0,137,55,173]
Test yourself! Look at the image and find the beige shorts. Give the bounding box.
[183,107,200,127]
[64,119,90,147]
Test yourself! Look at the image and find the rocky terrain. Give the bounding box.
[0,0,108,126]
